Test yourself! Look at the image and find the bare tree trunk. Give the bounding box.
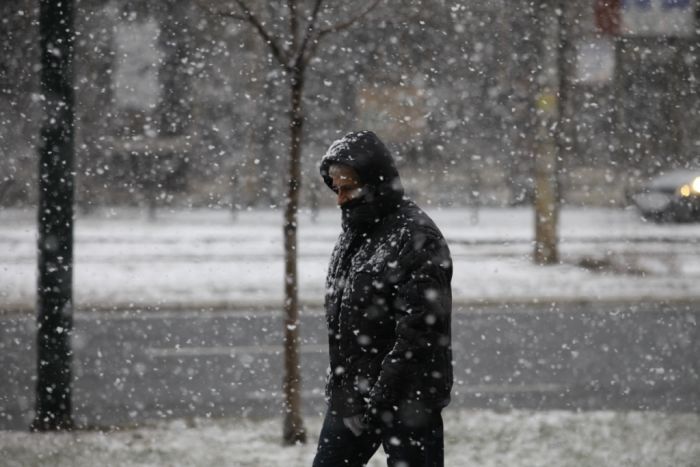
[282,69,307,445]
[32,0,75,431]
[533,0,562,265]
[194,0,381,446]
[533,122,559,264]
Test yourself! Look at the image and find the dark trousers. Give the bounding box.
[312,406,444,467]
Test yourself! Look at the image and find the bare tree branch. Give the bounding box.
[194,0,290,69]
[234,0,291,70]
[302,36,322,67]
[192,0,247,21]
[217,10,247,21]
[287,0,299,54]
[300,0,380,65]
[296,0,324,66]
[316,0,381,38]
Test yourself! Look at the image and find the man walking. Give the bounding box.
[313,131,453,467]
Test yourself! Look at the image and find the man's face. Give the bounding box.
[329,164,364,206]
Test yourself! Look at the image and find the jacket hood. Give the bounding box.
[320,131,405,205]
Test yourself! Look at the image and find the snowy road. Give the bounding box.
[1,301,698,430]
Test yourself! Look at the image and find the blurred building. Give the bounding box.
[1,0,699,209]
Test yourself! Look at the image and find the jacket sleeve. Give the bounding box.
[365,231,452,419]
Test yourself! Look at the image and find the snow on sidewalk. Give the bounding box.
[1,409,698,467]
[1,206,699,311]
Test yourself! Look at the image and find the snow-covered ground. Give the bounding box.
[1,206,699,311]
[1,409,698,467]
[2,208,699,466]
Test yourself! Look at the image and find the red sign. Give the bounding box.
[595,0,622,35]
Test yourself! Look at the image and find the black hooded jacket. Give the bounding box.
[320,131,453,421]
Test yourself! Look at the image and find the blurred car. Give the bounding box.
[630,169,700,222]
